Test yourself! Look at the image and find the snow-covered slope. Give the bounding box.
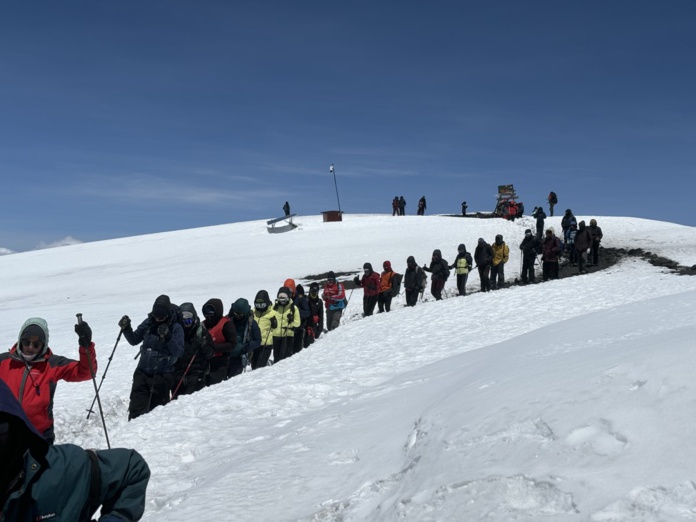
[1,214,696,521]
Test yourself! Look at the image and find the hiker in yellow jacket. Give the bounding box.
[490,234,509,290]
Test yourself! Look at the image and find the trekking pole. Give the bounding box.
[77,314,111,449]
[87,329,122,419]
[172,353,196,399]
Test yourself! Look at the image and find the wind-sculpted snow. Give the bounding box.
[1,214,696,520]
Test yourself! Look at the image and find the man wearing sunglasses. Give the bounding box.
[0,316,96,444]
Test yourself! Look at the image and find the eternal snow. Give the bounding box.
[2,213,696,521]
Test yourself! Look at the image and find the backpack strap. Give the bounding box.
[86,449,102,517]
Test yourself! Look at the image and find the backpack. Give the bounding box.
[390,272,403,297]
[465,252,473,269]
[171,303,185,328]
[419,268,428,291]
[549,191,558,204]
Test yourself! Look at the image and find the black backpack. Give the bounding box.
[170,303,185,329]
[549,191,558,204]
[390,273,403,297]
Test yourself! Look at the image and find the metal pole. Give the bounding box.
[330,164,342,213]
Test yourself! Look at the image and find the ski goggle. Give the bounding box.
[182,312,195,327]
[254,301,268,310]
[21,339,44,350]
[276,296,290,305]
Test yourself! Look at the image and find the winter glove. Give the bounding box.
[270,316,278,329]
[287,312,294,323]
[74,321,92,347]
[157,323,169,339]
[118,315,131,330]
[353,276,360,285]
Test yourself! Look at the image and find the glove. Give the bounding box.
[312,315,319,324]
[118,315,131,330]
[75,321,92,347]
[157,324,169,339]
[270,316,278,329]
[353,276,360,285]
[287,312,295,323]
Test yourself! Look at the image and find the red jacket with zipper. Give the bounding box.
[0,343,95,437]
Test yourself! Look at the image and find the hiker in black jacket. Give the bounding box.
[519,229,541,284]
[474,238,494,292]
[449,244,473,296]
[532,206,546,240]
[404,256,426,306]
[171,302,214,398]
[423,249,449,300]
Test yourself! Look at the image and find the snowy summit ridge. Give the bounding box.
[1,213,696,521]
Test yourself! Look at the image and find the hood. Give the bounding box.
[151,294,172,319]
[230,298,251,316]
[17,317,50,360]
[457,244,466,253]
[202,298,224,320]
[0,378,49,458]
[382,260,391,270]
[432,249,441,258]
[255,290,272,307]
[179,302,200,330]
[296,284,305,296]
[283,278,296,295]
[363,263,373,272]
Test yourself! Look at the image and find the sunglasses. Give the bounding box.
[21,339,44,349]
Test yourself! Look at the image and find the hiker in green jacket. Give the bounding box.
[0,379,150,521]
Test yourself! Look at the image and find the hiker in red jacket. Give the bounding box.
[0,317,96,444]
[354,262,381,316]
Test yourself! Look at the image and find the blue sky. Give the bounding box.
[1,1,695,251]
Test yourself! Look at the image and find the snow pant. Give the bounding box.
[430,278,445,300]
[392,208,398,216]
[399,207,405,216]
[568,245,577,264]
[326,309,342,331]
[303,325,316,348]
[577,249,588,273]
[542,261,559,281]
[521,256,536,284]
[490,263,505,288]
[549,203,554,216]
[206,356,229,386]
[378,291,392,312]
[227,357,244,379]
[536,223,544,240]
[363,295,378,316]
[292,328,305,354]
[272,335,292,363]
[251,345,272,369]
[405,289,419,306]
[455,273,468,296]
[478,265,491,292]
[128,369,174,421]
[172,367,206,398]
[591,242,600,265]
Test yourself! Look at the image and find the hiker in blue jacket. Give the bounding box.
[0,379,150,521]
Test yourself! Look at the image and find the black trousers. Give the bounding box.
[455,273,468,295]
[273,336,292,363]
[521,256,536,283]
[251,345,273,369]
[405,289,419,306]
[591,242,600,265]
[129,369,174,420]
[363,295,378,316]
[292,328,305,354]
[542,261,559,280]
[478,265,491,292]
[206,356,229,386]
[378,291,393,312]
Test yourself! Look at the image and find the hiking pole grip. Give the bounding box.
[76,313,83,325]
